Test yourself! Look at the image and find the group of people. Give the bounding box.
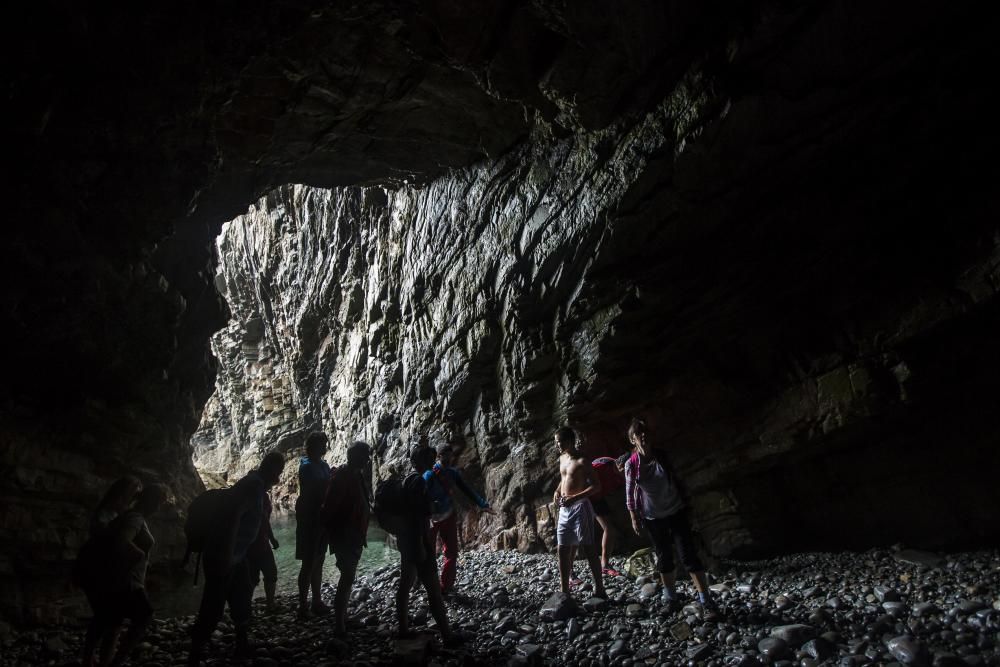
[552,417,719,618]
[295,433,496,644]
[76,414,712,664]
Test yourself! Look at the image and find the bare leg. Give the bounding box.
[689,570,709,594]
[595,515,614,568]
[97,625,121,667]
[297,557,312,612]
[582,545,607,598]
[396,562,417,636]
[109,616,152,667]
[310,552,327,611]
[333,563,357,634]
[264,577,276,608]
[418,563,452,639]
[557,545,574,593]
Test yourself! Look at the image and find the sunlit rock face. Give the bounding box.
[4,0,1000,624]
[196,77,1000,562]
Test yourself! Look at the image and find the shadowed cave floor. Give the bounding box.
[5,548,999,666]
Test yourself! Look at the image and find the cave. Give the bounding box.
[4,1,1000,664]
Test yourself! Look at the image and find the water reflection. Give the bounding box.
[151,516,398,618]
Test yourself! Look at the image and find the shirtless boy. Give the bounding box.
[552,427,607,599]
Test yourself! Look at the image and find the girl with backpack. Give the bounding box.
[624,417,718,619]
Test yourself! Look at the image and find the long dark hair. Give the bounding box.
[97,475,142,514]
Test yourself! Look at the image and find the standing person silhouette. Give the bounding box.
[425,443,493,595]
[78,476,142,667]
[322,440,373,635]
[296,431,332,618]
[104,483,169,667]
[552,427,607,600]
[625,416,718,619]
[188,451,285,663]
[247,489,279,613]
[395,444,462,646]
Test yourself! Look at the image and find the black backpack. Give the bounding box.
[183,488,233,583]
[374,473,419,535]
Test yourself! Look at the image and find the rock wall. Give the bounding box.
[196,68,1000,557]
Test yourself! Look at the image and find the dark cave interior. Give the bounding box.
[3,2,999,663]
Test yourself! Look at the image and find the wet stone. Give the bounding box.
[758,637,789,660]
[566,618,582,640]
[914,602,941,617]
[583,596,609,613]
[894,550,946,569]
[876,586,901,603]
[539,592,578,621]
[625,603,645,618]
[608,640,629,658]
[770,624,816,645]
[958,600,988,615]
[688,643,713,661]
[670,621,692,641]
[887,635,930,665]
[802,637,836,661]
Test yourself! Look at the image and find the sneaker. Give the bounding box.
[601,567,622,577]
[700,598,721,621]
[660,589,681,612]
[442,631,467,647]
[232,633,255,659]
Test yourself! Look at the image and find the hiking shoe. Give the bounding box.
[601,566,622,577]
[311,602,331,617]
[700,599,721,621]
[442,630,468,647]
[232,634,255,659]
[660,590,682,613]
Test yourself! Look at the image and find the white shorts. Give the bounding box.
[557,499,595,546]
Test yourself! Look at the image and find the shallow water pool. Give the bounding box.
[150,516,398,617]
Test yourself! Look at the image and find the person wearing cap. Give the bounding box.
[424,443,494,595]
[321,441,372,636]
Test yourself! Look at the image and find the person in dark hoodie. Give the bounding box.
[322,440,372,635]
[188,451,285,663]
[395,444,462,646]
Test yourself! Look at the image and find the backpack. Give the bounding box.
[624,547,655,578]
[182,488,233,584]
[374,473,419,535]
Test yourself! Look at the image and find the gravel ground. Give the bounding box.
[2,546,998,666]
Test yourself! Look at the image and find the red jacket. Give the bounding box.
[591,457,625,500]
[322,465,370,550]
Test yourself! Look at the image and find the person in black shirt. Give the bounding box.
[395,444,461,646]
